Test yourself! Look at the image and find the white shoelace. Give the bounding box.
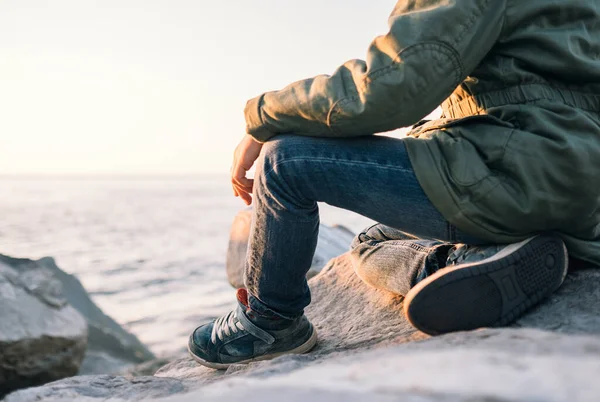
[211,310,245,344]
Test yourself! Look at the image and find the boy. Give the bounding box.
[189,0,600,368]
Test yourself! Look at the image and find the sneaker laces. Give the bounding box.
[447,243,505,266]
[211,310,245,344]
[446,244,469,266]
[210,304,276,345]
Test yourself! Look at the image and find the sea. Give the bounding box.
[0,175,372,356]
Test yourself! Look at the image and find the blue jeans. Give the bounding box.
[244,134,483,319]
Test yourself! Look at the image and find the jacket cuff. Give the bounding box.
[244,94,276,143]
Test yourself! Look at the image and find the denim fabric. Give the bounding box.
[244,134,483,319]
[349,224,455,297]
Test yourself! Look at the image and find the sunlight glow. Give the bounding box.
[0,0,423,175]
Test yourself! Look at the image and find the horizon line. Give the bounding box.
[0,172,229,180]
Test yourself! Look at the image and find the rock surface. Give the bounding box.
[226,209,355,288]
[168,328,600,402]
[0,257,88,397]
[156,252,427,383]
[0,255,156,376]
[6,251,600,401]
[121,357,174,377]
[516,266,600,335]
[3,375,186,402]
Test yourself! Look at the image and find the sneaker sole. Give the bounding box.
[404,235,568,336]
[187,326,318,370]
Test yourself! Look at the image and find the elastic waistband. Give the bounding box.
[443,84,600,119]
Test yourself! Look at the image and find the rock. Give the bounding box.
[0,257,87,397]
[4,253,426,400]
[515,268,600,334]
[3,375,186,402]
[7,328,600,401]
[156,253,427,383]
[174,328,600,402]
[121,357,174,377]
[5,251,600,401]
[0,255,156,376]
[226,209,354,288]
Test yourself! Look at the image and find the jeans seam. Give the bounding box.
[262,157,414,179]
[408,243,429,253]
[259,171,320,223]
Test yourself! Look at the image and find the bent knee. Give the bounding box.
[257,134,332,183]
[349,240,396,291]
[260,135,320,167]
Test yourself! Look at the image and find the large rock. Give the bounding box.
[5,251,600,401]
[0,257,87,397]
[6,328,600,401]
[226,209,355,288]
[167,328,600,402]
[155,252,427,383]
[516,267,600,335]
[0,255,155,376]
[3,375,186,402]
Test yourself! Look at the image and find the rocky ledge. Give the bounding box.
[3,210,600,401]
[0,255,156,398]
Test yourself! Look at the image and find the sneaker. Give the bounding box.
[404,234,568,335]
[188,289,318,369]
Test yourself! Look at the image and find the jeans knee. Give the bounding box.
[349,240,389,290]
[256,136,292,182]
[258,135,311,176]
[254,135,321,207]
[256,135,324,195]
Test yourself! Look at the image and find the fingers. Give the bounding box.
[240,191,252,205]
[233,182,253,205]
[233,175,253,188]
[232,162,246,184]
[232,181,252,193]
[231,135,262,205]
[231,163,254,204]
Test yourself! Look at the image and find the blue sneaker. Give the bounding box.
[404,234,568,335]
[188,289,318,369]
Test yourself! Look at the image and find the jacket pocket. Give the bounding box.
[422,115,516,188]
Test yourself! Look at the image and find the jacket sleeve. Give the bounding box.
[244,0,507,142]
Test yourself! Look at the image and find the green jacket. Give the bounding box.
[244,0,600,266]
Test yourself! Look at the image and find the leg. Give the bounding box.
[189,134,568,368]
[191,134,458,368]
[349,223,455,297]
[245,134,479,318]
[405,235,568,335]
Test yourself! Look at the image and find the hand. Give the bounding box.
[231,134,263,205]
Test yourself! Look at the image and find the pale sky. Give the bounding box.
[0,0,422,175]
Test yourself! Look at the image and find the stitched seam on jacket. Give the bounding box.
[452,0,493,48]
[499,0,509,39]
[366,42,462,87]
[326,42,463,131]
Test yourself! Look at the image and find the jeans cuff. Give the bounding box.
[414,243,455,284]
[248,293,303,321]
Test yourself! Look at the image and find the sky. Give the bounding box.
[0,0,425,175]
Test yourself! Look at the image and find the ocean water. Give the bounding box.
[0,176,372,356]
